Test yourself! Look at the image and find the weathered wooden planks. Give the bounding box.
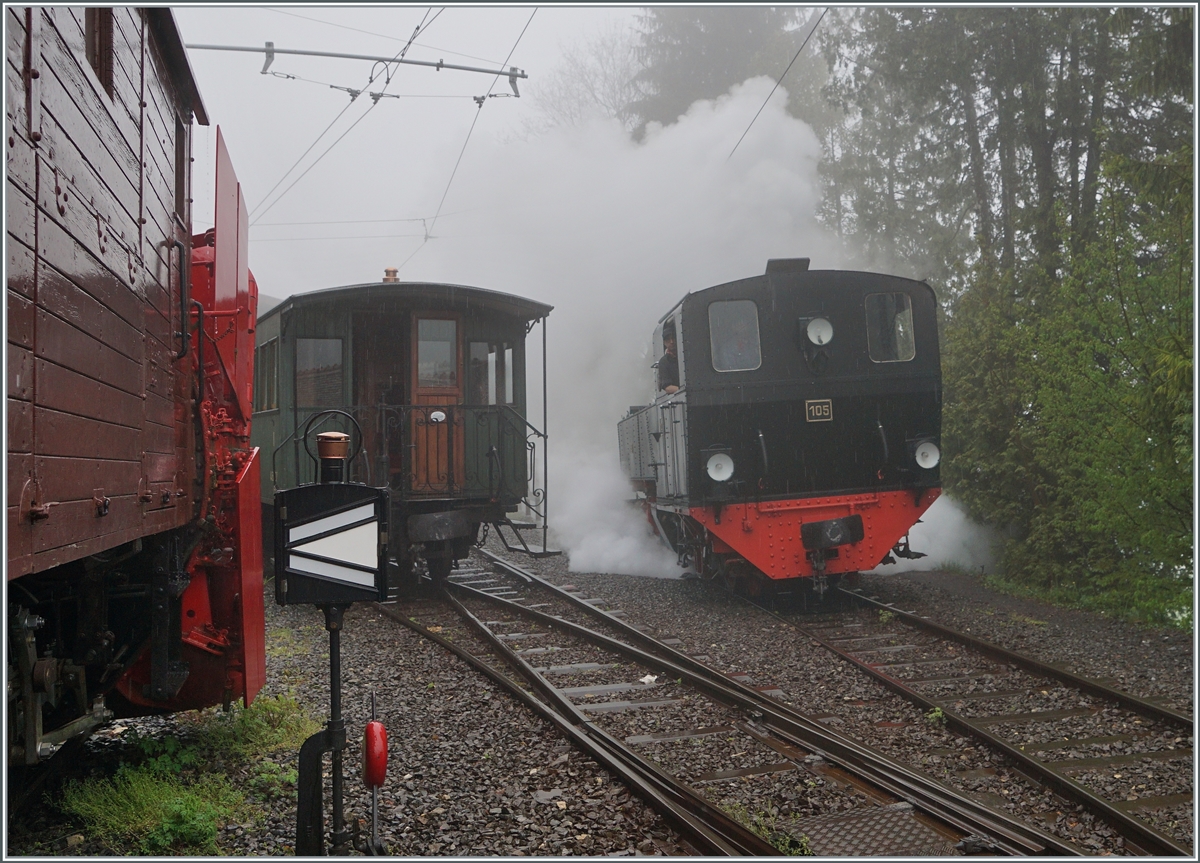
[7,7,199,577]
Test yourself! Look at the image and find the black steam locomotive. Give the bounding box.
[618,259,941,597]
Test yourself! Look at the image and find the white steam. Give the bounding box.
[872,496,999,575]
[402,77,836,576]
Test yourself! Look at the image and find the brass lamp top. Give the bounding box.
[316,431,351,459]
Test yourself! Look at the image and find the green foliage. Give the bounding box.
[59,696,320,852]
[132,732,201,776]
[877,609,895,624]
[247,760,300,801]
[925,707,947,726]
[194,694,321,758]
[723,803,816,856]
[629,8,829,137]
[60,766,243,855]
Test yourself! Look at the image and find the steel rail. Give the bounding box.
[467,550,1083,856]
[843,588,1193,728]
[373,599,775,855]
[439,589,780,855]
[768,591,1193,856]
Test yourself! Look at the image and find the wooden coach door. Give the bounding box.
[412,315,464,493]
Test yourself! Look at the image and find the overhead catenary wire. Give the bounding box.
[268,7,506,67]
[249,8,441,222]
[727,8,827,162]
[398,8,537,272]
[254,213,463,227]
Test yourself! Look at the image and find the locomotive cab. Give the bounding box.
[619,259,942,596]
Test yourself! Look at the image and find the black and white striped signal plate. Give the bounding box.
[274,483,389,606]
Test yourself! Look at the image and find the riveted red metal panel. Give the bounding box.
[691,488,941,580]
[237,448,266,704]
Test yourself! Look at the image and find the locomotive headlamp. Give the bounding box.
[914,440,940,469]
[706,452,735,482]
[806,317,834,346]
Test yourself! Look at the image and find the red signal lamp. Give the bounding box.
[363,720,388,789]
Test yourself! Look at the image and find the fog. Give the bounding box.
[398,77,835,575]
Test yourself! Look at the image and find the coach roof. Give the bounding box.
[258,281,553,324]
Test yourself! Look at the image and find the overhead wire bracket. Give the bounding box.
[261,41,274,74]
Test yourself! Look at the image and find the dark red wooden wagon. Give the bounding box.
[6,7,264,772]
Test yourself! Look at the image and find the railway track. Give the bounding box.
[377,550,1083,856]
[763,588,1194,856]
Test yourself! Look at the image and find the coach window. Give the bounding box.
[417,319,457,388]
[468,341,512,405]
[254,339,278,412]
[296,338,343,406]
[709,300,761,372]
[865,292,916,362]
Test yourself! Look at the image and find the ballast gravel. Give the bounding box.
[507,547,1192,855]
[10,542,1192,856]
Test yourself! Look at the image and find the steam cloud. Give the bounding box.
[404,77,835,577]
[871,496,999,576]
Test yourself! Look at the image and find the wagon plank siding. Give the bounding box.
[8,182,36,251]
[32,495,142,554]
[9,7,204,578]
[9,507,33,577]
[38,212,141,329]
[6,9,29,137]
[41,10,139,158]
[9,453,33,517]
[8,344,32,401]
[36,166,137,303]
[6,116,36,199]
[8,286,34,348]
[39,92,140,230]
[36,307,142,395]
[9,398,32,453]
[37,260,142,361]
[8,239,36,300]
[35,455,139,503]
[35,407,139,462]
[34,359,143,428]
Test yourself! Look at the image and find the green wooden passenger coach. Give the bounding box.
[251,274,552,587]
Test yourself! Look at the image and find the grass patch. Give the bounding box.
[193,694,321,758]
[57,695,320,853]
[60,767,245,855]
[925,706,947,726]
[723,803,815,855]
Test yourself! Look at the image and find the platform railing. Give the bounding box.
[283,405,546,526]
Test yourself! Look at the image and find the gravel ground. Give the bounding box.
[857,570,1194,711]
[9,571,689,856]
[9,549,1192,856]
[512,550,1193,854]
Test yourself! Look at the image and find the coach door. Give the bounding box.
[412,315,464,493]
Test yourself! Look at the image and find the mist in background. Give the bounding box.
[401,76,834,576]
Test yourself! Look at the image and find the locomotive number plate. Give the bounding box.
[805,399,833,422]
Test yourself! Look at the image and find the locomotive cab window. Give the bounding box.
[865,292,916,362]
[709,300,761,372]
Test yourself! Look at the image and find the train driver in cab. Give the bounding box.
[657,322,680,394]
